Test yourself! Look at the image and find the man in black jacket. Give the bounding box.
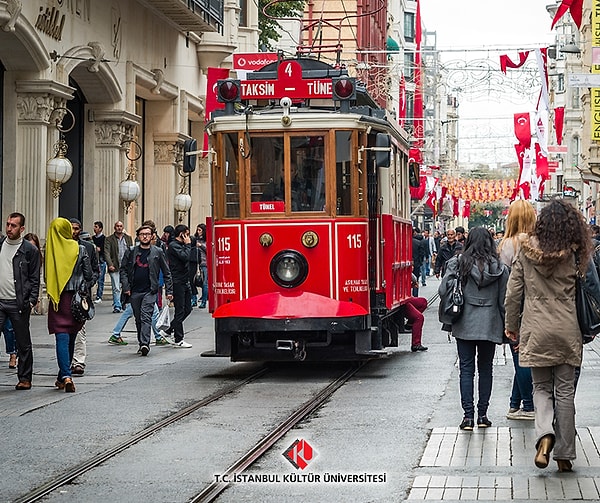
[166,224,193,348]
[70,219,99,375]
[120,225,173,356]
[0,212,41,390]
[434,228,464,278]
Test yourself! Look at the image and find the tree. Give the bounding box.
[468,202,507,230]
[258,1,306,50]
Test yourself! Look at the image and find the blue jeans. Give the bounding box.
[113,303,160,338]
[109,270,122,310]
[456,338,497,419]
[3,318,16,354]
[421,258,428,285]
[96,261,107,300]
[55,332,76,381]
[199,265,208,307]
[509,345,534,411]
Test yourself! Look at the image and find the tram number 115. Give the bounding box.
[347,234,362,249]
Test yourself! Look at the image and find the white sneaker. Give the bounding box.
[94,298,102,304]
[173,340,192,348]
[506,408,535,420]
[159,332,175,345]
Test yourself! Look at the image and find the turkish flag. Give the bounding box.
[514,112,531,148]
[203,67,231,155]
[462,200,471,218]
[535,143,550,181]
[554,106,565,145]
[425,190,437,216]
[551,0,583,29]
[410,175,427,200]
[500,52,530,74]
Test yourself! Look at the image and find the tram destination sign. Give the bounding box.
[241,61,332,100]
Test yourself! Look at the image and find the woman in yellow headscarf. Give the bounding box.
[45,217,93,393]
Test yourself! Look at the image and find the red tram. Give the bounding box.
[201,57,418,361]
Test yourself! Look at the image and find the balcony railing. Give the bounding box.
[142,0,223,34]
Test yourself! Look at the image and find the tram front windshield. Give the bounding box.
[250,135,325,213]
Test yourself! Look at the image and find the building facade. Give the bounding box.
[0,0,259,239]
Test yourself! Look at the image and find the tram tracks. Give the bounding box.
[14,366,272,503]
[14,362,365,503]
[16,295,439,503]
[189,362,365,502]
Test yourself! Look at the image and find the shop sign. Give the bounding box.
[35,6,65,41]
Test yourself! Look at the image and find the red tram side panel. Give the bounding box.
[210,219,370,317]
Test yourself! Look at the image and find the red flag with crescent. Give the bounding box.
[514,113,531,148]
[425,190,437,216]
[500,52,530,74]
[554,106,565,145]
[535,143,550,181]
[551,0,583,29]
[462,200,471,218]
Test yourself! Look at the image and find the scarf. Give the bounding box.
[45,217,79,310]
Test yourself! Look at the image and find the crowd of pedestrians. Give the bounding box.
[433,198,596,476]
[1,211,206,393]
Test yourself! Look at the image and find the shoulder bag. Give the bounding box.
[575,253,600,343]
[71,281,95,323]
[438,259,464,325]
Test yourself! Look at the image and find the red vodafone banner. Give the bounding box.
[233,53,278,71]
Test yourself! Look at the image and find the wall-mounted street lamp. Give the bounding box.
[46,107,75,198]
[119,139,142,213]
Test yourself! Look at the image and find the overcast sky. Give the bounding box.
[419,0,557,165]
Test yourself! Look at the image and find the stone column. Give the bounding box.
[152,133,188,227]
[92,110,141,227]
[15,80,74,237]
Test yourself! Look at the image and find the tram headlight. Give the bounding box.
[270,250,308,288]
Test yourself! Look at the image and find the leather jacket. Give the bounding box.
[64,245,94,292]
[120,244,173,296]
[0,237,41,312]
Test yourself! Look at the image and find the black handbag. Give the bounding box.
[438,259,464,325]
[71,282,95,323]
[575,254,600,343]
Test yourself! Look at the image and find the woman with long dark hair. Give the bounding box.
[505,199,592,472]
[439,226,509,431]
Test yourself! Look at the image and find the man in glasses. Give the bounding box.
[434,228,464,278]
[120,225,173,356]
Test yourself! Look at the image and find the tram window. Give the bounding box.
[290,136,325,212]
[224,133,240,218]
[335,131,352,216]
[251,136,284,206]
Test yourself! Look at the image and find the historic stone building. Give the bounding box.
[0,0,258,238]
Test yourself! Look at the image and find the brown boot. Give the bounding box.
[15,380,31,390]
[64,377,76,393]
[8,354,17,369]
[535,434,554,468]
